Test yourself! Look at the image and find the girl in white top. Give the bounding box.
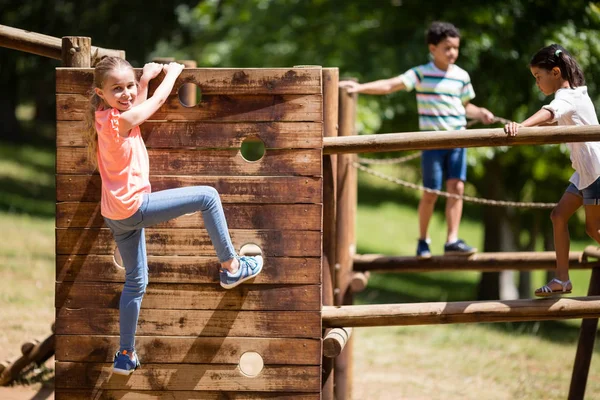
[505,44,600,297]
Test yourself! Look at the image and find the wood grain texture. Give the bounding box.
[56,175,322,203]
[56,93,322,122]
[54,391,320,399]
[55,362,321,391]
[56,147,322,176]
[56,203,321,230]
[55,309,321,338]
[56,335,320,364]
[56,68,322,95]
[55,228,322,257]
[56,282,320,311]
[56,255,321,284]
[57,121,322,148]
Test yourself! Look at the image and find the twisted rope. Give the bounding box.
[353,161,557,209]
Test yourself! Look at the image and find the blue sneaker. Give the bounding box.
[220,255,264,289]
[444,239,477,255]
[113,350,140,376]
[416,239,432,259]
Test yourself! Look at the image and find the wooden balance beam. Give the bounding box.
[353,250,600,273]
[323,125,600,154]
[322,296,600,328]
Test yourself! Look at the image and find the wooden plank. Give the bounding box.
[56,93,323,122]
[56,203,321,230]
[55,390,320,399]
[57,121,323,149]
[56,255,320,284]
[56,175,322,203]
[56,68,322,95]
[55,362,321,392]
[55,309,321,338]
[56,282,320,311]
[56,147,322,176]
[55,229,322,257]
[55,335,320,365]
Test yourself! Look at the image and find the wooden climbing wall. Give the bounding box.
[54,67,323,398]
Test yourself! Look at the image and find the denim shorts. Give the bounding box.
[421,148,467,190]
[566,175,600,205]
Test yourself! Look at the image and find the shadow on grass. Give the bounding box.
[356,272,599,350]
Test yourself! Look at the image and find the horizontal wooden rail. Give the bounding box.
[353,251,600,273]
[323,327,353,358]
[322,296,600,327]
[0,24,123,61]
[323,125,600,154]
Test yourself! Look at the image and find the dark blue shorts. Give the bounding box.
[421,148,467,190]
[565,176,600,205]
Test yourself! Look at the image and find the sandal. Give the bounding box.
[535,278,572,298]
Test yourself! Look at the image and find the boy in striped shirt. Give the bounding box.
[341,21,495,258]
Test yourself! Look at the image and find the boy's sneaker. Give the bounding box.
[220,255,263,289]
[444,239,477,255]
[113,350,140,375]
[416,239,432,259]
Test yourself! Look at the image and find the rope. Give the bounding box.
[356,116,514,165]
[353,161,558,209]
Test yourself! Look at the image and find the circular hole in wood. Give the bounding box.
[239,243,263,257]
[113,247,124,270]
[240,137,265,162]
[239,351,264,377]
[178,82,202,107]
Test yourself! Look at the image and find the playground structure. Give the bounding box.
[1,25,600,399]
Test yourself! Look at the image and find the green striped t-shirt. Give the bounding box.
[399,62,475,131]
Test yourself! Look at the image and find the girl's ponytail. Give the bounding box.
[530,44,585,89]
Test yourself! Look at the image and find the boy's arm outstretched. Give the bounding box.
[504,109,554,136]
[339,76,406,95]
[118,62,185,136]
[465,102,495,124]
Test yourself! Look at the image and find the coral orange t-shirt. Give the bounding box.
[95,108,151,220]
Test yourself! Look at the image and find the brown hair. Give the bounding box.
[84,56,135,168]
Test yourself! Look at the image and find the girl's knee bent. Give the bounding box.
[550,207,569,225]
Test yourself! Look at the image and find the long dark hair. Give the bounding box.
[530,44,585,89]
[84,56,135,168]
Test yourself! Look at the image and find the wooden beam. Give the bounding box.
[323,125,600,154]
[323,327,353,358]
[569,267,600,400]
[322,296,600,327]
[0,24,123,62]
[353,252,599,273]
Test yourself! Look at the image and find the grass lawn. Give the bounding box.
[352,165,600,399]
[0,142,599,399]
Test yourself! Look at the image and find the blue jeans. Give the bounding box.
[103,186,237,352]
[421,148,467,190]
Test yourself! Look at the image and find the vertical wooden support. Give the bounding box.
[334,82,357,400]
[61,37,91,67]
[568,267,600,400]
[322,68,339,400]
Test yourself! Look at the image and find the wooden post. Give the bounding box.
[61,37,91,68]
[321,67,339,400]
[334,81,357,400]
[568,267,600,400]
